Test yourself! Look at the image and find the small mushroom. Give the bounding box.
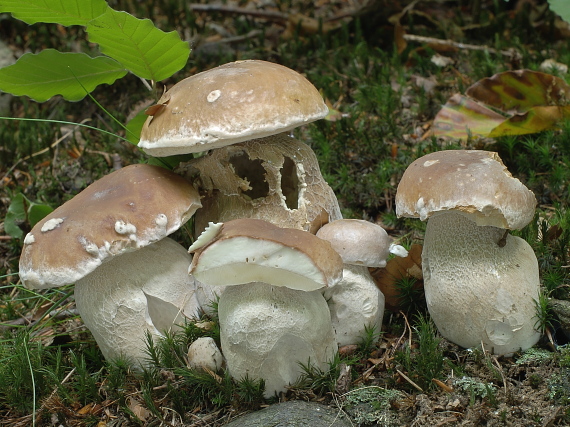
[19,164,202,366]
[316,219,407,346]
[396,150,540,355]
[189,219,341,397]
[187,337,224,372]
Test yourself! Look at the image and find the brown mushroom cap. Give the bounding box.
[395,150,536,229]
[19,164,202,289]
[138,60,328,157]
[316,219,393,268]
[189,218,343,291]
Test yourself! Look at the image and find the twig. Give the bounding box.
[403,34,518,58]
[189,3,288,22]
[397,369,423,392]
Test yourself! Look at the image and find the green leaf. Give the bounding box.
[548,0,570,24]
[28,203,53,228]
[3,194,53,239]
[4,194,26,239]
[0,49,128,102]
[86,8,190,81]
[0,0,108,26]
[125,110,148,145]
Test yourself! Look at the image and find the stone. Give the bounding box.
[224,400,351,427]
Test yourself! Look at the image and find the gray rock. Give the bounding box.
[225,400,350,427]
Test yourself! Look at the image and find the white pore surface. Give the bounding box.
[193,237,328,291]
[218,283,337,398]
[323,264,385,347]
[423,212,541,355]
[74,238,200,367]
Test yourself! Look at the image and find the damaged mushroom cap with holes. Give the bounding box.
[188,218,341,397]
[138,60,328,157]
[315,219,408,346]
[176,133,342,236]
[395,150,540,355]
[19,164,203,366]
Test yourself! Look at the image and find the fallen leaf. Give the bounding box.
[432,94,505,139]
[127,398,151,422]
[466,69,570,114]
[433,70,570,140]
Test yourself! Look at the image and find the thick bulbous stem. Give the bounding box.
[74,238,199,367]
[218,283,337,398]
[423,211,541,355]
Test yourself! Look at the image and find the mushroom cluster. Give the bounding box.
[18,60,398,390]
[135,59,397,390]
[396,150,540,355]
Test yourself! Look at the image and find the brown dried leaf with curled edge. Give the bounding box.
[369,244,423,311]
[433,70,570,140]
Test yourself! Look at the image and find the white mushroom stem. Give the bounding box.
[218,282,337,398]
[74,238,200,367]
[323,265,385,347]
[422,211,541,355]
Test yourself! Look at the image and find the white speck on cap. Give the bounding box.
[207,90,221,102]
[155,214,168,228]
[41,218,64,232]
[424,160,439,167]
[24,233,35,245]
[115,220,137,235]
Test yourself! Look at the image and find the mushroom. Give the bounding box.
[395,150,540,355]
[189,218,342,397]
[187,337,224,372]
[316,219,408,346]
[137,59,343,310]
[19,164,203,366]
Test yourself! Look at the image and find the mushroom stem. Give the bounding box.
[218,282,337,397]
[74,238,200,367]
[423,211,541,355]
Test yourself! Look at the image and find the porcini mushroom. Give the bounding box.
[316,219,407,346]
[189,218,341,397]
[19,164,202,366]
[396,150,540,355]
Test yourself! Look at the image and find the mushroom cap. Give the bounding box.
[395,150,536,229]
[138,60,328,157]
[188,219,343,291]
[19,164,202,289]
[316,219,393,268]
[176,134,342,235]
